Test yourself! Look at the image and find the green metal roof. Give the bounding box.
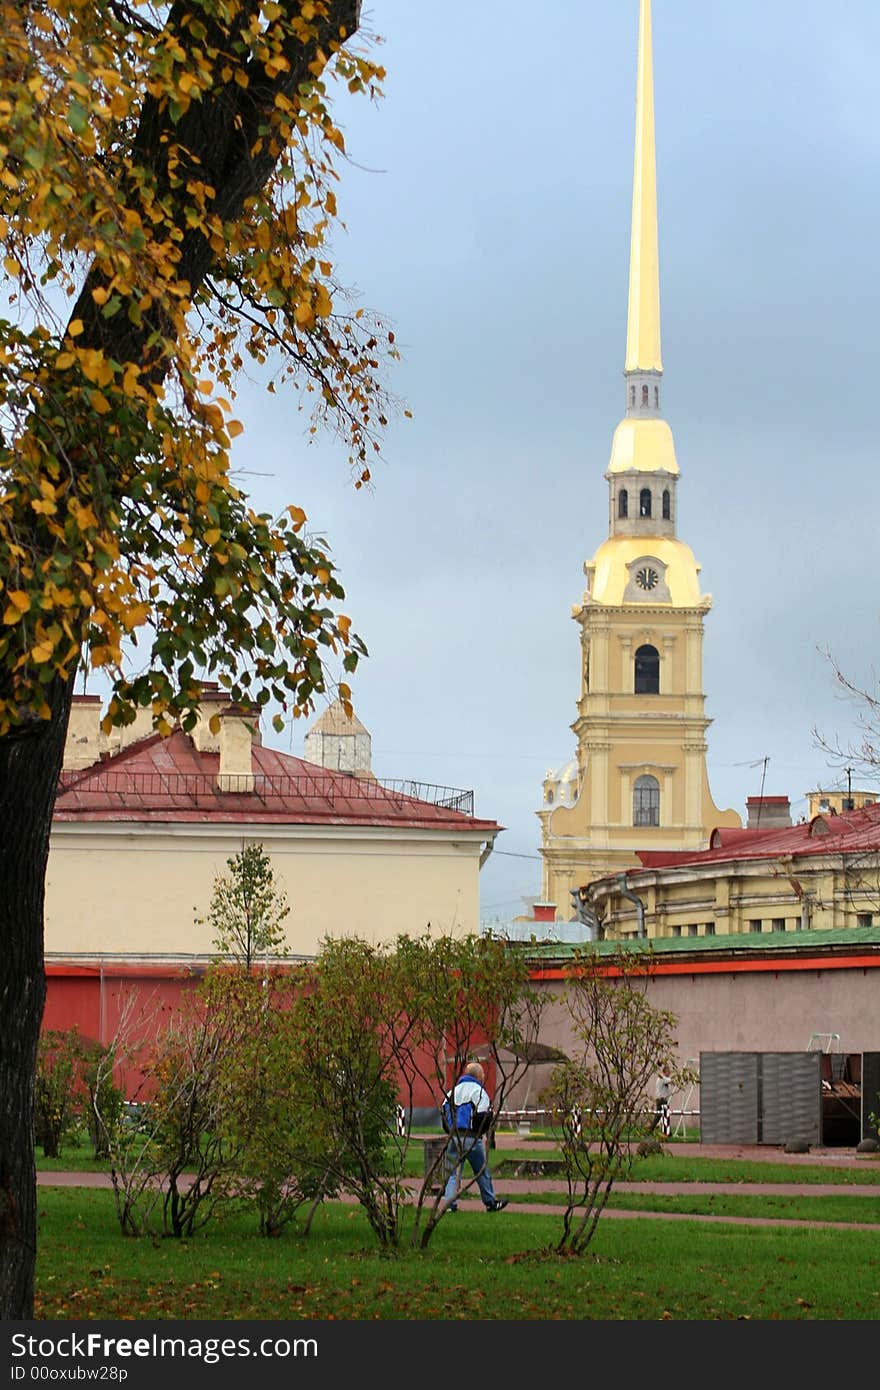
[522,923,880,963]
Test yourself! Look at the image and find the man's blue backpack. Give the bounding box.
[440,1090,475,1134]
[440,1080,493,1136]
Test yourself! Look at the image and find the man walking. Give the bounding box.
[441,1061,508,1213]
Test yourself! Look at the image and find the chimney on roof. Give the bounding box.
[65,695,164,768]
[63,695,103,771]
[104,705,156,757]
[303,698,373,778]
[218,712,255,793]
[191,683,258,791]
[532,902,557,923]
[746,795,792,830]
[192,683,229,753]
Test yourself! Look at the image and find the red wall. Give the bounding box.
[43,965,482,1108]
[44,965,204,1097]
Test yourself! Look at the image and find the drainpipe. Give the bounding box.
[571,885,602,941]
[616,874,646,939]
[479,835,497,870]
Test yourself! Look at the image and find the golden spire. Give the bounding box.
[625,0,662,374]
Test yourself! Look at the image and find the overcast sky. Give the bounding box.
[197,2,880,921]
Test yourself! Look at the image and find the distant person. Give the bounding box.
[650,1073,671,1134]
[441,1062,508,1213]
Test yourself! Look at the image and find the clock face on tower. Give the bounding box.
[635,566,659,591]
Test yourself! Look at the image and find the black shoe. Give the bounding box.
[445,1204,458,1213]
[486,1199,508,1212]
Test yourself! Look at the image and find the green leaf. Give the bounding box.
[68,101,88,135]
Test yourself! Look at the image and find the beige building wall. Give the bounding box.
[806,789,877,817]
[44,824,485,960]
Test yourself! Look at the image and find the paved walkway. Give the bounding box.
[451,1199,880,1234]
[37,1142,880,1234]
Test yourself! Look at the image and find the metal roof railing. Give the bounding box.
[56,768,475,816]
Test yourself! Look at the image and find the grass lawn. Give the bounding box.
[34,1187,880,1321]
[495,1153,880,1186]
[506,1190,880,1223]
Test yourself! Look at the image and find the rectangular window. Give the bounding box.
[749,919,763,933]
[671,925,682,938]
[704,923,715,936]
[772,918,785,932]
[857,912,873,928]
[687,924,698,937]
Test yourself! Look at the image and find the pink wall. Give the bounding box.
[507,961,880,1117]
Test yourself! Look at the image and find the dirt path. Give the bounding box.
[37,1164,880,1233]
[467,1199,880,1233]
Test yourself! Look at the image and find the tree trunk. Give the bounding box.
[0,0,361,1319]
[0,677,74,1318]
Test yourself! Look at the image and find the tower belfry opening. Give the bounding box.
[538,0,740,925]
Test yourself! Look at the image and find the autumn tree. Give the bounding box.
[204,842,290,968]
[214,971,340,1237]
[391,932,545,1250]
[91,990,168,1235]
[34,1027,87,1158]
[543,947,691,1258]
[285,938,404,1249]
[283,933,545,1252]
[0,0,396,1317]
[150,971,263,1239]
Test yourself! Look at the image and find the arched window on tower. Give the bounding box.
[641,384,649,407]
[634,643,660,694]
[630,385,636,407]
[639,488,652,518]
[654,386,659,408]
[618,489,628,519]
[662,489,671,520]
[633,774,660,827]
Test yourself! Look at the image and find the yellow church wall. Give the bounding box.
[44,825,484,960]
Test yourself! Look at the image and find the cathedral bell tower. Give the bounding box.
[539,0,740,914]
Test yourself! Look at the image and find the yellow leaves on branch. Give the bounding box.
[2,592,31,626]
[0,0,390,734]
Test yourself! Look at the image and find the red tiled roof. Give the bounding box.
[54,730,502,834]
[632,802,880,873]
